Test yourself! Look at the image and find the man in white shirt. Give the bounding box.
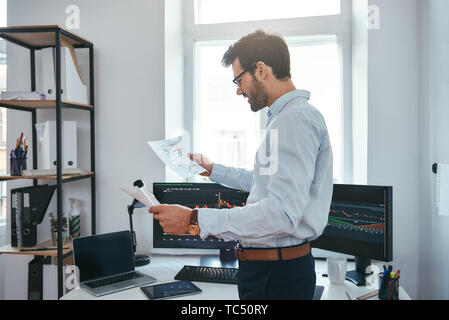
[150,30,333,300]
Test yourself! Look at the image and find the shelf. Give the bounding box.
[0,100,94,111]
[0,239,73,257]
[0,171,94,182]
[0,25,92,49]
[1,24,95,299]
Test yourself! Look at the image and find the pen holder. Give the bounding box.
[10,157,27,176]
[378,273,400,300]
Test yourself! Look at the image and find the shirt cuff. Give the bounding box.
[198,208,219,240]
[198,207,234,240]
[209,163,227,184]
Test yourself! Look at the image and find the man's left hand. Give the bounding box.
[149,204,192,235]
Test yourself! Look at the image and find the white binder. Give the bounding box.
[37,48,56,100]
[36,46,88,104]
[36,121,78,170]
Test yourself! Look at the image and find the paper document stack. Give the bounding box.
[22,168,84,177]
[0,91,46,100]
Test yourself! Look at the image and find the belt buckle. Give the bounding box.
[235,242,243,252]
[235,242,246,261]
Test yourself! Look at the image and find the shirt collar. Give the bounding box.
[267,90,310,119]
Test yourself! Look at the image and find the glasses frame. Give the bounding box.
[232,62,258,86]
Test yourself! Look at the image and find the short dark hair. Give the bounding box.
[222,30,291,80]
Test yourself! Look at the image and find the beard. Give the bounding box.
[248,76,268,112]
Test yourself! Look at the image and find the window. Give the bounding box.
[0,0,7,222]
[288,36,343,182]
[183,0,352,183]
[195,0,341,24]
[195,42,261,170]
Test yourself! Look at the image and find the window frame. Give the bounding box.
[182,0,353,183]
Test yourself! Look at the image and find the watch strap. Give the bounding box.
[190,209,199,226]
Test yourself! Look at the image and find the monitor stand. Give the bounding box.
[345,256,373,286]
[200,248,239,269]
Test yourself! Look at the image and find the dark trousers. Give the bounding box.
[237,253,316,300]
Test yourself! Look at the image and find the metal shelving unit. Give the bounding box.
[0,25,96,299]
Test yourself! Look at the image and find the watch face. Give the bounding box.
[188,225,200,236]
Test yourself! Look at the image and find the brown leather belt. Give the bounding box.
[235,242,311,261]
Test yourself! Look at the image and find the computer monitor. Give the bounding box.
[311,184,393,286]
[152,183,249,267]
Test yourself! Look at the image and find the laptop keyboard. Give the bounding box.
[85,272,144,289]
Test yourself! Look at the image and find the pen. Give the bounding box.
[380,268,388,293]
[18,132,24,147]
[345,291,352,300]
[20,247,69,252]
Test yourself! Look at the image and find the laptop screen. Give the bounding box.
[73,230,135,282]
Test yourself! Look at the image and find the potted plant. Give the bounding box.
[49,212,68,245]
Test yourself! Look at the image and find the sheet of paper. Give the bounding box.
[147,136,207,178]
[120,186,160,208]
[436,163,449,216]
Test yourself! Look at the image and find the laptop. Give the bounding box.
[73,230,157,297]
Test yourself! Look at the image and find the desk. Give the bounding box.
[61,255,411,300]
[0,240,73,300]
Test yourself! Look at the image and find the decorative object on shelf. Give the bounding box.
[49,212,69,246]
[69,198,81,238]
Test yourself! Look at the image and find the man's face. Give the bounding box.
[232,59,268,112]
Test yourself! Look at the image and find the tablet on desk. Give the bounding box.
[140,281,202,300]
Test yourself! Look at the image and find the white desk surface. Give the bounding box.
[61,255,411,300]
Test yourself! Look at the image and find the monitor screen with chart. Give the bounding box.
[152,183,249,250]
[311,184,393,286]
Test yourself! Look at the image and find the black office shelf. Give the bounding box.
[0,25,96,299]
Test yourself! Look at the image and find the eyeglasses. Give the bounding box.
[232,62,258,87]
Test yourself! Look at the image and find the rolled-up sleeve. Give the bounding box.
[198,111,322,242]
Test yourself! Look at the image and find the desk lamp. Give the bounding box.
[127,179,151,266]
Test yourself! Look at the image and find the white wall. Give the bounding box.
[367,0,420,299]
[418,0,449,300]
[3,0,165,299]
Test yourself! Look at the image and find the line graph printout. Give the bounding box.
[148,136,207,178]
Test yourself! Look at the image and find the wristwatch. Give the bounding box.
[187,209,200,236]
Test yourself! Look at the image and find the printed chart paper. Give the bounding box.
[148,136,207,178]
[120,185,160,208]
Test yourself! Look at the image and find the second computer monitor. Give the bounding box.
[152,183,249,250]
[312,184,393,262]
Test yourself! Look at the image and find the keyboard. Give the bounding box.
[175,265,238,285]
[85,272,144,288]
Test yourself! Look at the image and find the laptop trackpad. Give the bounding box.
[112,280,136,289]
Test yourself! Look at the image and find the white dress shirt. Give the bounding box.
[198,90,333,248]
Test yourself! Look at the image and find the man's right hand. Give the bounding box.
[188,153,214,177]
